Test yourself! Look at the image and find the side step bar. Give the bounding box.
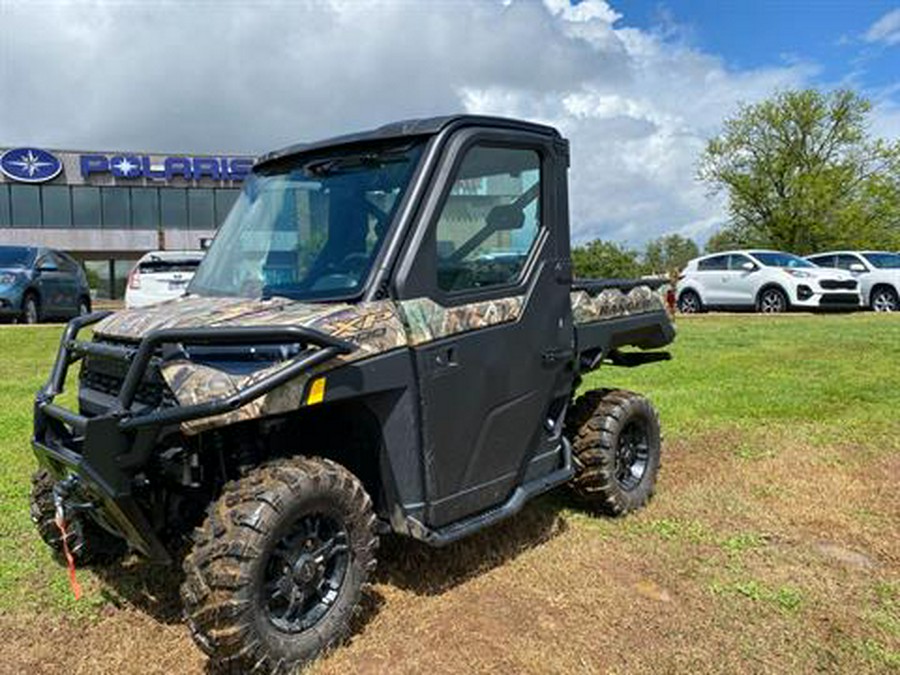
[404,438,574,547]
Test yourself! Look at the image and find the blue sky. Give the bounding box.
[614,1,900,92]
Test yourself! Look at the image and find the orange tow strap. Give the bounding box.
[54,515,82,600]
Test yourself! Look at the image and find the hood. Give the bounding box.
[94,294,409,355]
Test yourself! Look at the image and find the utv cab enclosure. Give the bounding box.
[30,115,674,673]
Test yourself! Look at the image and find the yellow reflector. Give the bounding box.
[306,377,326,405]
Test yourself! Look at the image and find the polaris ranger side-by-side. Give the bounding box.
[30,115,674,673]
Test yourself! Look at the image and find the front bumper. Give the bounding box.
[32,312,355,562]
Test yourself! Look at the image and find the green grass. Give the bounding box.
[585,313,900,443]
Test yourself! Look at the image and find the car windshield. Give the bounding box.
[862,252,900,269]
[190,141,425,301]
[0,246,34,268]
[750,251,815,269]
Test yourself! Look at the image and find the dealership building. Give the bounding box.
[0,146,254,298]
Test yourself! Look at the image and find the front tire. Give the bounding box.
[757,287,788,314]
[182,457,378,674]
[871,286,899,313]
[22,293,40,324]
[565,389,662,516]
[30,469,126,565]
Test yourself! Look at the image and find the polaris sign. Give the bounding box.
[80,154,254,182]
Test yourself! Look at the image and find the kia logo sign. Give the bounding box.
[0,147,63,183]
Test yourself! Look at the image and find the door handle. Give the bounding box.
[542,348,574,364]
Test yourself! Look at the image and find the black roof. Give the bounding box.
[256,115,560,168]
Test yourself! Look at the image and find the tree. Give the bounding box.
[572,239,642,279]
[642,234,700,274]
[699,88,900,254]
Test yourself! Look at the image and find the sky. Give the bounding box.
[1,0,899,247]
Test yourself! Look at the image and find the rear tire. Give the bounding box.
[78,297,91,316]
[757,287,788,314]
[181,456,378,674]
[30,469,127,565]
[677,289,702,314]
[565,389,662,515]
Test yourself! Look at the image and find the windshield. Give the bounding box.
[190,141,425,301]
[862,252,900,269]
[750,251,815,269]
[0,246,34,268]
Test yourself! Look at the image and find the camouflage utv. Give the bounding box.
[30,115,674,673]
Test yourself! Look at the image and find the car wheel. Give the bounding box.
[78,299,90,316]
[871,286,899,313]
[757,287,788,314]
[22,293,40,324]
[677,290,702,314]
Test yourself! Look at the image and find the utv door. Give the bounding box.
[396,128,573,528]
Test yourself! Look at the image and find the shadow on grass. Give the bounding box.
[91,494,570,632]
[374,496,568,596]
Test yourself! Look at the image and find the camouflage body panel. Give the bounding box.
[93,294,523,433]
[94,296,407,434]
[397,295,523,345]
[570,284,665,324]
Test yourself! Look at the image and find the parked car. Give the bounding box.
[125,250,204,308]
[676,249,862,313]
[0,245,91,323]
[805,251,900,312]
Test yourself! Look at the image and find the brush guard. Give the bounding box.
[32,311,356,562]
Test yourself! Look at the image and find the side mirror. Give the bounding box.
[741,261,756,272]
[849,263,867,273]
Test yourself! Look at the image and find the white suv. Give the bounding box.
[125,250,204,308]
[805,251,900,312]
[676,249,862,314]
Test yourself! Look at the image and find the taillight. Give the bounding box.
[128,267,141,290]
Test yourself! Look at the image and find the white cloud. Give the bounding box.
[0,0,842,245]
[864,8,900,46]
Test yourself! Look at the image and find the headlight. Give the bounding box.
[784,269,811,278]
[0,272,19,286]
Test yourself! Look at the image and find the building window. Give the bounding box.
[42,185,72,227]
[10,184,42,227]
[72,187,101,228]
[215,188,239,225]
[102,187,130,228]
[188,188,215,230]
[131,188,159,229]
[160,189,188,228]
[0,185,9,226]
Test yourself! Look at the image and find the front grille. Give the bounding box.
[819,293,860,306]
[820,279,857,290]
[79,342,174,408]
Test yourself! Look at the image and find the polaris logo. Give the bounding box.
[0,147,63,183]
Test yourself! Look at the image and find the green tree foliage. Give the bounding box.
[572,239,642,278]
[699,89,900,254]
[643,234,700,274]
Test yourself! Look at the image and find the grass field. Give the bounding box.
[0,314,898,674]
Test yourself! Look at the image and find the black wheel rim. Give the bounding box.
[615,420,650,491]
[263,513,350,634]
